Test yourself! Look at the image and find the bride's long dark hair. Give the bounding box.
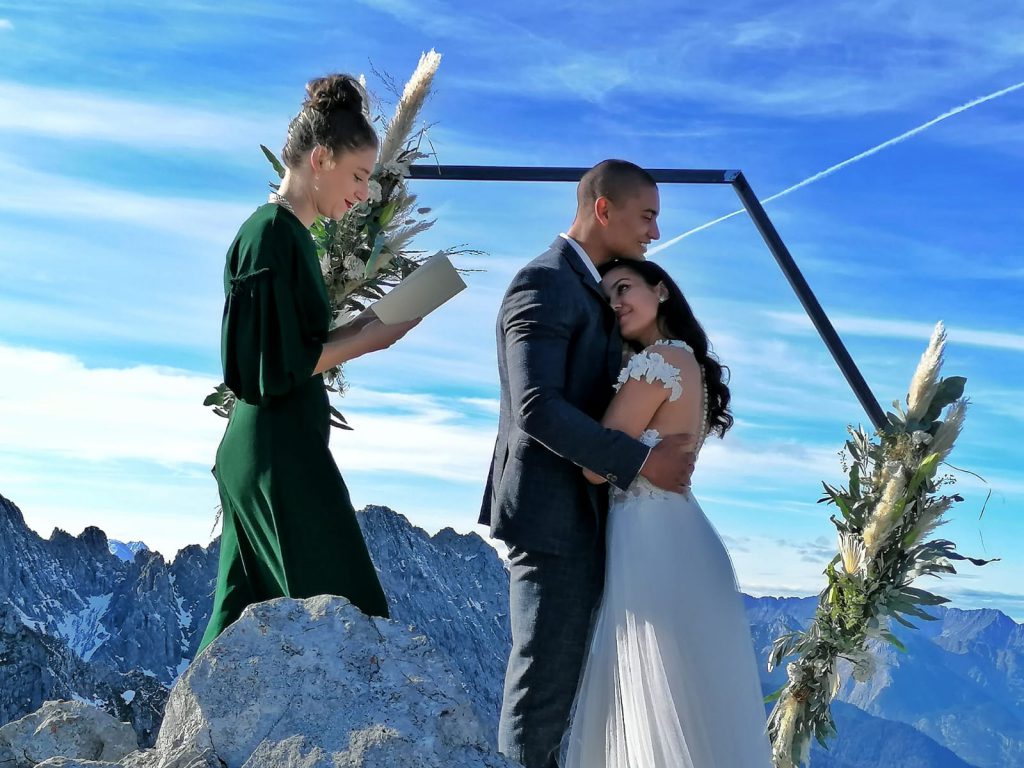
[599,258,734,438]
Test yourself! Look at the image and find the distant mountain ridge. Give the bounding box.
[0,494,216,685]
[2,491,1019,766]
[108,540,149,562]
[0,494,215,746]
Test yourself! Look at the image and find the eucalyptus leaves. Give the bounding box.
[766,322,995,767]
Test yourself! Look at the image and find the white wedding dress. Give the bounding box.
[561,340,772,768]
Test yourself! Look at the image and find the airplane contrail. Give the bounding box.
[649,80,1024,256]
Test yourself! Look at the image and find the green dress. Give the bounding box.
[198,203,388,654]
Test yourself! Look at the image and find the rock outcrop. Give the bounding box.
[0,700,136,767]
[0,602,167,747]
[151,595,519,767]
[359,506,511,737]
[0,596,521,768]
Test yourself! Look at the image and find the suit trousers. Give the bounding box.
[498,543,604,768]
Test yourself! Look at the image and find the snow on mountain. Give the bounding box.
[2,491,1021,766]
[108,540,149,562]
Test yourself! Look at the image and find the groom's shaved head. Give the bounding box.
[577,159,657,212]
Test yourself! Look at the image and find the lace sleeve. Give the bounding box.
[613,349,683,402]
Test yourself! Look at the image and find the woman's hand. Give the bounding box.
[326,311,377,343]
[315,317,421,374]
[357,317,421,354]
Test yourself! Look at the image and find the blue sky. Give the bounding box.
[1,1,1021,617]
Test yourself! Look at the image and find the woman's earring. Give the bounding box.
[658,295,667,303]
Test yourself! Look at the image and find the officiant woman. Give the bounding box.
[197,74,419,653]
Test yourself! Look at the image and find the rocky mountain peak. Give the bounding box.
[79,526,111,557]
[1,491,1022,768]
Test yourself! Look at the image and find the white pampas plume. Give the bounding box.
[378,49,442,166]
[904,496,953,548]
[772,692,801,768]
[907,322,946,421]
[929,398,968,461]
[862,468,908,558]
[385,220,435,253]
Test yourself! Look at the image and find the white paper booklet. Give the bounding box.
[369,253,467,324]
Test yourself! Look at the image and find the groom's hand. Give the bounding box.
[640,433,697,492]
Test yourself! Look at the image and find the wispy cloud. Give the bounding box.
[924,109,1024,159]
[943,587,1024,621]
[0,154,250,243]
[0,343,496,483]
[766,311,1024,353]
[791,536,837,564]
[372,2,1024,115]
[651,80,1024,253]
[330,388,495,483]
[0,19,12,31]
[0,80,278,152]
[458,397,500,415]
[355,0,543,48]
[0,343,223,467]
[947,468,1024,499]
[0,291,219,355]
[973,390,1024,424]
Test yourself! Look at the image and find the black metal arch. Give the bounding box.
[408,164,886,430]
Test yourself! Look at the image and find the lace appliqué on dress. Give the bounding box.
[612,340,706,507]
[614,349,684,402]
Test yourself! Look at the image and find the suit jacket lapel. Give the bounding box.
[555,238,612,311]
[551,238,623,381]
[608,325,626,381]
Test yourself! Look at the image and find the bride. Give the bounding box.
[560,258,772,768]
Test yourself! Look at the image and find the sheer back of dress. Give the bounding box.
[610,339,709,504]
[620,339,708,456]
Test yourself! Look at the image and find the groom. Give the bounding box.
[480,159,696,768]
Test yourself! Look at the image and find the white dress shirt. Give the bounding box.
[559,233,602,284]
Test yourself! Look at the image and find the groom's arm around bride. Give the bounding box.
[491,253,695,550]
[479,160,694,768]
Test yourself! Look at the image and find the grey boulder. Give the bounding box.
[145,595,519,768]
[0,699,136,766]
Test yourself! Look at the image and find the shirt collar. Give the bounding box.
[558,233,602,284]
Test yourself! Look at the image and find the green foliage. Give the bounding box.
[260,144,286,180]
[767,329,995,767]
[202,383,235,419]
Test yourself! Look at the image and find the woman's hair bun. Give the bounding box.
[282,72,377,167]
[304,74,368,116]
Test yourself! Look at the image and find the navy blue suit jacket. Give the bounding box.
[479,237,649,555]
